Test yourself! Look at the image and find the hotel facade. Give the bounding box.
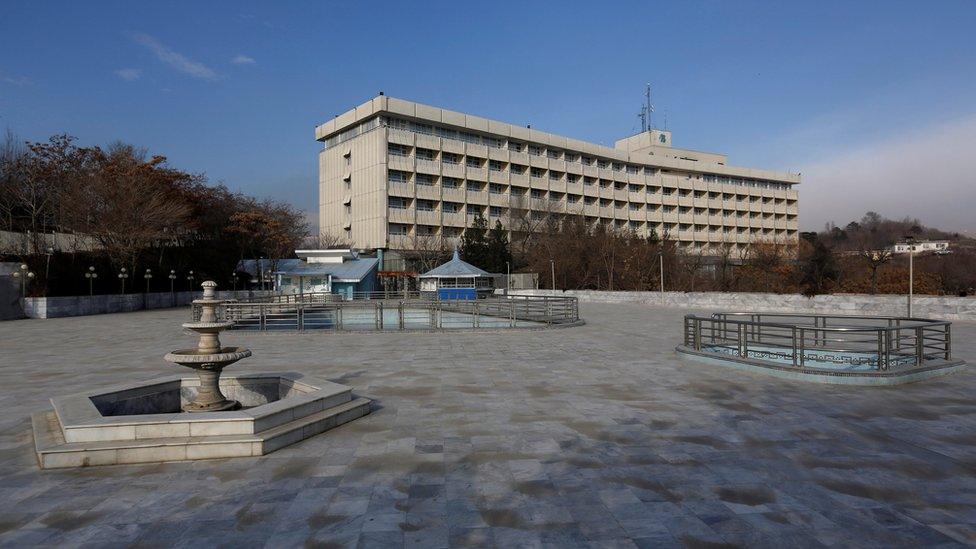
[317,95,799,267]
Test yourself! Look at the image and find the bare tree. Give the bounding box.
[410,232,450,273]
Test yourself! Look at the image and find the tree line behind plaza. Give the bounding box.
[0,132,308,296]
[449,208,976,297]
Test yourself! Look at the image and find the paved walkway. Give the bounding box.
[1,303,975,547]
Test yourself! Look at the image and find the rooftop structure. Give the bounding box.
[316,95,800,268]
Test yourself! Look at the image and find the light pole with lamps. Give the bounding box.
[231,272,238,292]
[84,266,97,296]
[550,259,555,292]
[505,261,510,296]
[117,267,129,294]
[12,264,34,298]
[186,270,195,291]
[44,247,54,281]
[904,235,915,317]
[143,269,153,292]
[168,270,177,293]
[658,249,665,293]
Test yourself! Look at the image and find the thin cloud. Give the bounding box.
[231,54,256,66]
[797,113,976,235]
[114,68,142,81]
[132,33,218,81]
[1,73,31,86]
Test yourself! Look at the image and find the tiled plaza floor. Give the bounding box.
[0,303,975,547]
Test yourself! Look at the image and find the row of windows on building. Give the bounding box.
[385,142,793,190]
[386,196,796,219]
[387,221,797,238]
[322,117,794,190]
[387,170,795,203]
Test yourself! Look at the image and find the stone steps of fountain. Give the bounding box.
[33,397,372,469]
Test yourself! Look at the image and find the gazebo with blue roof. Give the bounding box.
[419,250,495,300]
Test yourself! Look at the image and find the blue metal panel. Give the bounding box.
[438,288,477,300]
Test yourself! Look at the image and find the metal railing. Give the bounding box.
[191,295,578,331]
[682,312,952,371]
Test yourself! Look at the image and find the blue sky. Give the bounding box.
[2,1,975,232]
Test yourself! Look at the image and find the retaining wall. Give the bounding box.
[506,289,976,321]
[16,290,274,319]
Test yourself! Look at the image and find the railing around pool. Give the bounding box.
[682,312,952,371]
[191,295,579,331]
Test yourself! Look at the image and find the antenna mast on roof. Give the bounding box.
[644,83,654,131]
[638,105,647,133]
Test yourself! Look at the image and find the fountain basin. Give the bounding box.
[32,372,371,468]
[164,347,252,368]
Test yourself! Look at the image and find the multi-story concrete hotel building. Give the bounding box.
[316,94,798,268]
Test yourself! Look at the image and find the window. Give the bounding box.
[416,174,435,186]
[466,157,484,168]
[508,141,524,152]
[582,156,594,165]
[388,170,410,184]
[442,177,462,188]
[490,206,505,217]
[528,145,544,156]
[549,171,563,180]
[466,181,484,192]
[388,197,408,209]
[390,224,408,236]
[443,202,462,213]
[584,176,596,186]
[416,199,436,212]
[388,144,410,157]
[530,167,546,178]
[564,153,579,163]
[531,189,546,199]
[630,203,641,211]
[489,160,506,172]
[598,160,609,169]
[629,184,642,193]
[627,165,639,174]
[417,225,437,235]
[489,183,506,194]
[547,149,562,159]
[416,148,437,161]
[510,163,527,174]
[567,174,581,183]
[442,152,461,165]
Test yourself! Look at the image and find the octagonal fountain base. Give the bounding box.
[32,372,370,469]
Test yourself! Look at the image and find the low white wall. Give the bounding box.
[18,290,274,319]
[507,289,976,321]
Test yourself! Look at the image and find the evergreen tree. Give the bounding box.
[459,214,489,268]
[485,220,512,273]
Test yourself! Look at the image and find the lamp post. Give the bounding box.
[658,249,665,293]
[904,235,915,317]
[231,272,238,292]
[12,264,34,298]
[84,266,97,296]
[143,269,153,293]
[168,270,177,293]
[44,246,54,281]
[258,257,265,292]
[550,259,555,292]
[505,261,510,296]
[186,270,195,291]
[118,267,129,294]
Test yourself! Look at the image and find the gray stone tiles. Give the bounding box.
[0,303,974,546]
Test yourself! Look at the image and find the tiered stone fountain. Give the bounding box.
[164,280,252,412]
[32,280,371,468]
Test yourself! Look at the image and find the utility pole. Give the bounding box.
[904,235,915,317]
